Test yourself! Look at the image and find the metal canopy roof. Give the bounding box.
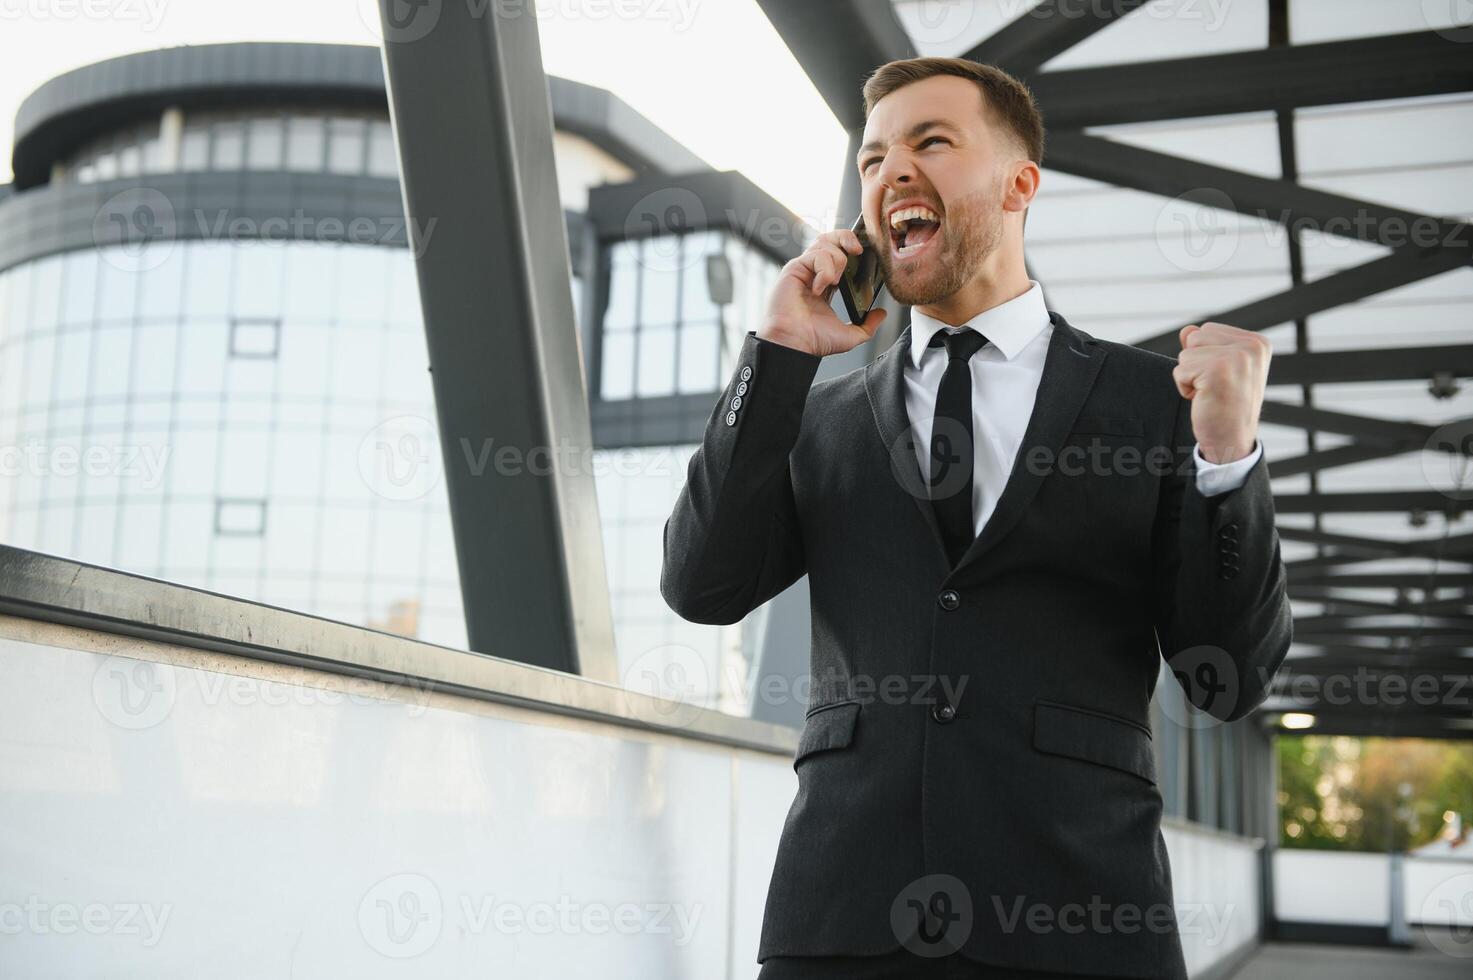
[758,0,1473,740]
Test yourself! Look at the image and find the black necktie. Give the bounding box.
[927,328,989,566]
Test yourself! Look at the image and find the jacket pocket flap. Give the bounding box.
[1033,700,1156,785]
[795,699,861,766]
[1070,416,1143,437]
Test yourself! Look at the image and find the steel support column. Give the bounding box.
[375,2,618,679]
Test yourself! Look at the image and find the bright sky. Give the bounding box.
[0,0,849,225]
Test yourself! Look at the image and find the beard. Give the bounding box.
[878,185,1004,307]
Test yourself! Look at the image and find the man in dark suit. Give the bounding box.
[661,57,1291,979]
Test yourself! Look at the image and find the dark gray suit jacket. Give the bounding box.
[661,311,1292,977]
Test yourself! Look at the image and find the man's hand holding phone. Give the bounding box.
[757,225,887,358]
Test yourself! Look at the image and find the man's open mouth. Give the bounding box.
[889,204,941,259]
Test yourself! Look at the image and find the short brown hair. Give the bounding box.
[862,57,1045,165]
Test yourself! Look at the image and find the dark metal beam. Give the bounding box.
[1293,614,1473,632]
[1288,572,1473,589]
[1031,31,1473,128]
[376,0,617,679]
[1269,442,1419,480]
[1269,345,1473,386]
[1259,403,1455,445]
[1283,655,1473,672]
[963,0,1147,76]
[1135,245,1473,353]
[756,0,914,130]
[1044,130,1473,257]
[1279,526,1473,559]
[1287,536,1473,574]
[1274,491,1469,515]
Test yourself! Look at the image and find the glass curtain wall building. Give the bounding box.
[0,43,796,717]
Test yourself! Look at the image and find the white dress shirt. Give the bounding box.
[903,280,1263,539]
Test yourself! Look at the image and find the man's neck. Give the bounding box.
[915,271,1032,328]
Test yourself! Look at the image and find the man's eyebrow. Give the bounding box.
[857,120,961,161]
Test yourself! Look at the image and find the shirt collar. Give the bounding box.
[907,279,1049,370]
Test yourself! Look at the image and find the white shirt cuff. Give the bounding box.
[1193,441,1262,497]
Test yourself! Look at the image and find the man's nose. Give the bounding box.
[876,148,915,188]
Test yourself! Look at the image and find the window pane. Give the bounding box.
[367,121,397,177]
[117,143,141,177]
[59,251,99,326]
[600,332,635,400]
[132,323,179,397]
[677,321,720,393]
[180,125,209,171]
[604,243,638,331]
[212,120,245,169]
[28,256,63,336]
[141,132,163,173]
[90,325,132,400]
[681,241,719,321]
[640,259,679,328]
[247,117,284,169]
[327,117,366,174]
[138,245,187,320]
[182,244,233,317]
[636,325,675,397]
[286,116,326,171]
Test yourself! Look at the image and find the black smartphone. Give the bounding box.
[837,212,884,324]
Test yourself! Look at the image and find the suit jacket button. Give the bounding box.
[932,703,956,723]
[725,410,737,426]
[730,394,743,410]
[938,589,960,610]
[736,380,749,396]
[740,365,753,381]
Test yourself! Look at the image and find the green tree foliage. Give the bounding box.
[1277,735,1473,851]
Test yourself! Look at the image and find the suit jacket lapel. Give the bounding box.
[863,310,1108,581]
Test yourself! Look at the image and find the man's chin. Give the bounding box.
[885,270,948,307]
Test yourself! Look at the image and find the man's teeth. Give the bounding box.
[889,205,939,230]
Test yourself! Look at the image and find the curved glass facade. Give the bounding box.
[61,109,399,184]
[2,56,790,719]
[0,225,780,716]
[0,239,467,648]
